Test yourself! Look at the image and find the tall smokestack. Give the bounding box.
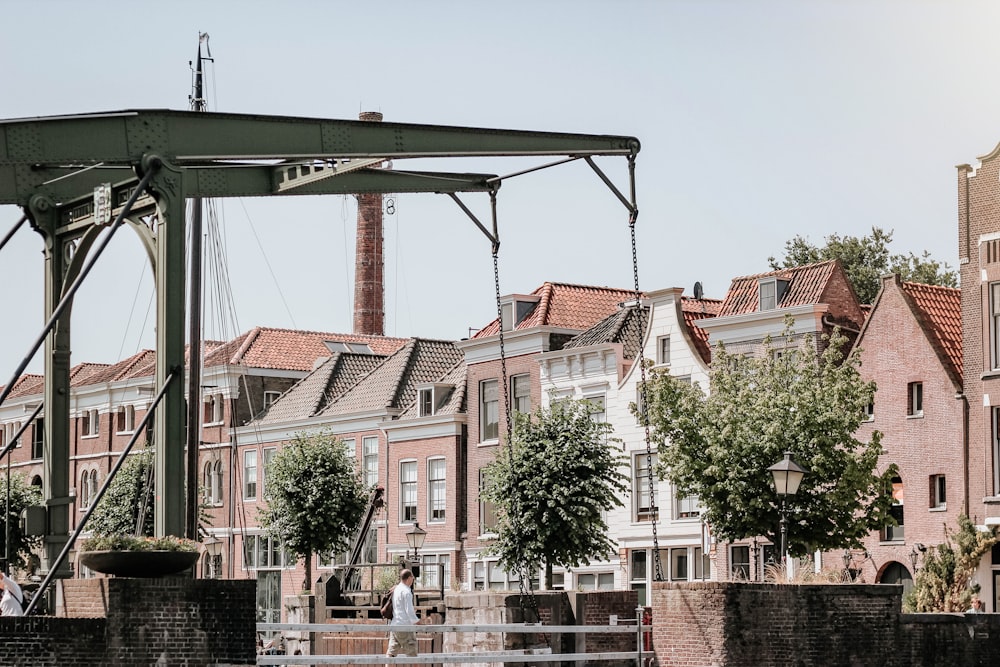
[353,111,385,335]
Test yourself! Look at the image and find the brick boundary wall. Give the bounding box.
[0,577,256,666]
[652,582,1000,667]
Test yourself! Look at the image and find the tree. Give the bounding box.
[643,327,897,556]
[906,514,998,612]
[482,399,628,589]
[768,226,957,304]
[0,472,43,573]
[258,431,368,592]
[89,448,154,537]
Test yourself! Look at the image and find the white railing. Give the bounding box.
[257,613,655,665]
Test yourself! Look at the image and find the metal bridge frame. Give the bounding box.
[0,109,639,578]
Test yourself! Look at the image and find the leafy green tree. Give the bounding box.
[769,226,957,303]
[0,472,43,573]
[906,514,998,612]
[644,328,897,556]
[482,399,628,589]
[259,431,368,592]
[89,448,154,537]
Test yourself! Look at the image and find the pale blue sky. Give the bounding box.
[1,0,998,376]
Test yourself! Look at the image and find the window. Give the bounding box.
[670,548,688,581]
[585,394,606,424]
[931,474,946,509]
[634,453,658,520]
[991,283,1000,370]
[416,553,450,590]
[657,336,671,365]
[511,375,531,415]
[480,379,499,441]
[262,447,277,496]
[242,534,293,569]
[400,461,417,522]
[243,450,257,500]
[472,559,531,591]
[758,277,789,311]
[31,418,43,460]
[363,436,379,487]
[2,422,21,449]
[428,458,446,522]
[907,382,923,417]
[635,387,647,425]
[694,547,711,580]
[630,550,649,605]
[418,388,434,417]
[864,401,875,422]
[674,492,702,519]
[116,405,135,433]
[731,545,750,580]
[577,572,615,590]
[203,460,223,505]
[883,475,904,541]
[80,469,99,509]
[204,393,224,424]
[263,391,281,412]
[81,409,98,437]
[479,469,498,535]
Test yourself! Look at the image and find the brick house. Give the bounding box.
[536,287,720,603]
[852,275,963,594]
[455,282,638,590]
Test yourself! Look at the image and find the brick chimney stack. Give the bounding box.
[353,111,385,336]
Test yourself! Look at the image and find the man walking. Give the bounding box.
[386,569,419,661]
[0,572,24,616]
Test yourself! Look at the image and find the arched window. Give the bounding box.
[80,470,91,508]
[212,460,223,505]
[89,470,99,505]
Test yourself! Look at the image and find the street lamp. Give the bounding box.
[768,452,808,569]
[204,536,223,579]
[405,522,426,559]
[909,543,926,574]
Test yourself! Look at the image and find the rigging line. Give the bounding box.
[236,198,297,328]
[0,215,27,254]
[39,162,105,186]
[0,164,157,413]
[25,368,179,617]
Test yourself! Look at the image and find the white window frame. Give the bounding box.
[400,460,417,523]
[418,388,434,417]
[263,391,281,412]
[991,282,1000,370]
[657,336,671,365]
[674,490,702,520]
[82,409,99,438]
[511,374,531,415]
[577,572,615,590]
[584,394,606,424]
[480,379,499,441]
[262,446,277,497]
[243,449,258,500]
[907,382,923,417]
[931,474,946,509]
[428,457,446,523]
[363,436,379,488]
[242,534,293,570]
[634,452,658,521]
[479,469,498,536]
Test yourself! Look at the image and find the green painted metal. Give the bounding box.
[0,109,640,551]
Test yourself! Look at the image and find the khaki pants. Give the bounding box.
[386,630,418,657]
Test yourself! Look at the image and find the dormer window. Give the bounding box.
[758,278,790,311]
[499,294,541,331]
[417,383,453,417]
[323,340,375,354]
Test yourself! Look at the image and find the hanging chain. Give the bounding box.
[626,156,662,583]
[493,250,512,439]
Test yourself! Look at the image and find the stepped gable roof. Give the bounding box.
[0,374,43,399]
[473,282,638,338]
[681,296,723,363]
[398,361,468,419]
[563,304,649,360]
[321,339,464,416]
[717,260,839,317]
[900,280,962,386]
[256,351,386,424]
[204,327,407,372]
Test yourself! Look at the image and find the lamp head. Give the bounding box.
[768,452,808,496]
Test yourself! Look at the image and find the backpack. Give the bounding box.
[379,585,395,620]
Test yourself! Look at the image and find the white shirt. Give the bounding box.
[0,576,23,616]
[389,582,418,626]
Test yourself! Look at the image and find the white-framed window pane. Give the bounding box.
[428,458,446,522]
[401,461,417,522]
[671,548,688,581]
[674,492,701,519]
[585,394,606,424]
[244,450,258,500]
[634,453,658,519]
[262,447,277,496]
[658,336,671,365]
[363,437,379,488]
[511,375,531,415]
[481,380,499,440]
[991,283,1000,370]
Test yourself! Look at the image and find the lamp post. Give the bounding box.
[909,543,925,574]
[768,452,808,570]
[405,522,426,578]
[204,536,222,579]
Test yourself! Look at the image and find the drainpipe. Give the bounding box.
[959,393,970,514]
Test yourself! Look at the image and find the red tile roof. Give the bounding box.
[718,260,839,317]
[1,374,43,399]
[474,283,638,338]
[900,280,962,385]
[681,296,723,364]
[205,327,407,372]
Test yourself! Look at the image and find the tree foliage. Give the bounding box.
[0,472,43,573]
[906,514,998,612]
[643,327,897,556]
[482,399,628,586]
[768,226,957,304]
[258,431,368,592]
[89,448,154,537]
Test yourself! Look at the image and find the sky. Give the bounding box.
[1,0,999,377]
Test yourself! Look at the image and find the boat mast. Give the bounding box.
[186,33,210,541]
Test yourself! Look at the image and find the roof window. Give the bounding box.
[758,278,790,311]
[499,294,541,331]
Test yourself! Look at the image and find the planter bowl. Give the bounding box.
[79,550,200,577]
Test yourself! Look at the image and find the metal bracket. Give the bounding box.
[446,184,501,255]
[274,158,385,192]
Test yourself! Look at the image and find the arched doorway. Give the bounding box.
[879,560,914,598]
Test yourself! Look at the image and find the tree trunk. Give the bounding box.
[304,549,312,593]
[545,561,553,590]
